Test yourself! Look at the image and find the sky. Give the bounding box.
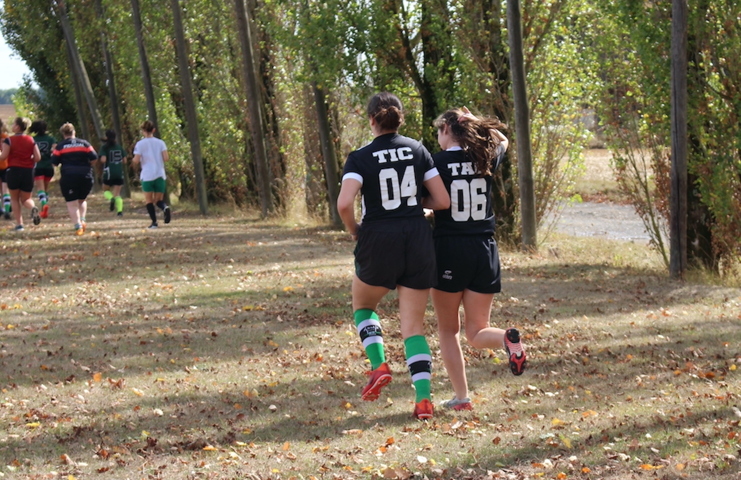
[0,31,32,90]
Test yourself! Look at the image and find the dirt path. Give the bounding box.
[554,201,651,242]
[556,149,657,242]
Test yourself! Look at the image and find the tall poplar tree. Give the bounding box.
[130,0,158,132]
[53,0,105,142]
[234,0,274,217]
[170,0,208,215]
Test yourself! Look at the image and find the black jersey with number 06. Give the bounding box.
[432,144,506,237]
[342,133,439,223]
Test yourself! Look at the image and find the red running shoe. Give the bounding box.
[504,328,527,376]
[40,204,49,219]
[413,398,434,420]
[361,362,392,401]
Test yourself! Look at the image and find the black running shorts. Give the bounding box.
[6,167,35,192]
[354,216,437,290]
[434,234,501,294]
[60,174,93,202]
[103,177,124,187]
[34,167,54,180]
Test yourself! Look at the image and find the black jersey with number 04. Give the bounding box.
[432,144,505,237]
[342,133,439,223]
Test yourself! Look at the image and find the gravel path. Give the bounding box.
[553,201,653,242]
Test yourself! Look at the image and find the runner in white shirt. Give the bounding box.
[132,120,171,228]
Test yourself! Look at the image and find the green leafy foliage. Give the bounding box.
[1,0,689,255]
[594,0,741,272]
[0,0,77,129]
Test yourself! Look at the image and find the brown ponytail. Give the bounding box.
[433,109,507,176]
[366,92,404,132]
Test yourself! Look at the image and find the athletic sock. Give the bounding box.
[38,190,47,205]
[146,203,157,223]
[354,309,385,370]
[103,190,113,201]
[156,200,167,211]
[404,335,432,403]
[115,196,123,213]
[3,194,9,213]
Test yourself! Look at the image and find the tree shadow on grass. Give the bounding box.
[0,370,427,466]
[1,220,739,477]
[2,254,736,395]
[464,404,741,478]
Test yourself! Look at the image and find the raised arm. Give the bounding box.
[491,128,509,152]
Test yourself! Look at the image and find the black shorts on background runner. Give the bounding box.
[355,216,437,290]
[6,167,35,192]
[103,178,124,187]
[434,235,501,294]
[60,175,93,202]
[34,167,54,179]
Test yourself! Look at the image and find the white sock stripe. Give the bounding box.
[362,336,384,348]
[356,319,381,333]
[411,372,431,383]
[406,353,431,366]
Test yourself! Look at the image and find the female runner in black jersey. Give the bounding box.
[337,92,450,420]
[51,123,97,235]
[431,107,526,412]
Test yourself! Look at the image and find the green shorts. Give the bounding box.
[142,177,166,193]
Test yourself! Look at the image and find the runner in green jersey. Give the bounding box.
[30,121,57,218]
[99,130,127,216]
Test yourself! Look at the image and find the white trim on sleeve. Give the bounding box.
[423,167,440,182]
[342,172,363,185]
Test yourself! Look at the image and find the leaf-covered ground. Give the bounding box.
[0,195,739,480]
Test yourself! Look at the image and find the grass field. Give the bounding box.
[0,187,739,480]
[576,148,623,203]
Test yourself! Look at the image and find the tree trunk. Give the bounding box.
[65,40,90,141]
[670,0,688,279]
[255,2,286,211]
[463,0,516,242]
[130,0,158,133]
[311,82,341,226]
[54,0,105,143]
[234,0,274,217]
[419,0,455,149]
[302,85,324,216]
[94,0,130,198]
[507,0,537,251]
[383,0,442,150]
[483,0,511,122]
[170,0,208,215]
[685,0,717,270]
